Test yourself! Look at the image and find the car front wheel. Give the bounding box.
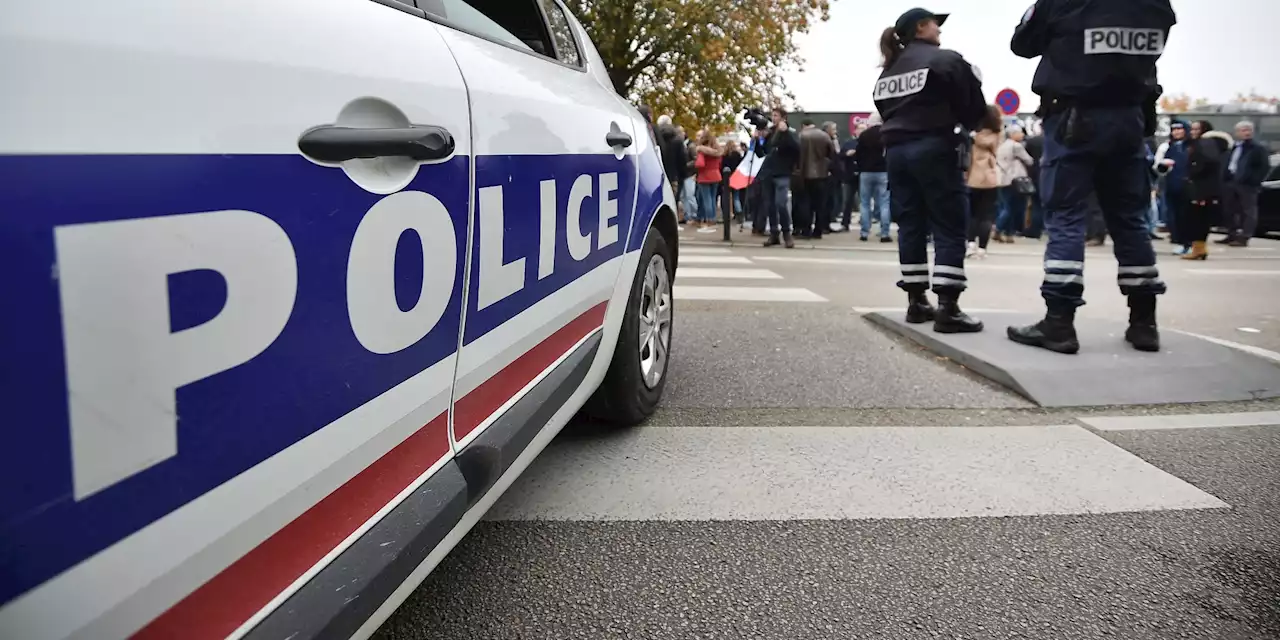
[583,229,673,425]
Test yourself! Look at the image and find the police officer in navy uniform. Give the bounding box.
[873,8,988,333]
[1006,0,1176,354]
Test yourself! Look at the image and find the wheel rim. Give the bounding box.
[638,254,672,389]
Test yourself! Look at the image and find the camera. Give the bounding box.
[743,107,770,130]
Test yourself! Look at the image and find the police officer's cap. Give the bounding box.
[894,8,948,40]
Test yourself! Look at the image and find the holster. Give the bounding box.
[1053,106,1093,148]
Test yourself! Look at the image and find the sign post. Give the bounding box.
[996,88,1021,116]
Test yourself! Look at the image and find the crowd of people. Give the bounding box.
[1153,118,1270,259]
[645,105,1270,261]
[652,107,898,247]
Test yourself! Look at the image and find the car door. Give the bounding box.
[423,2,639,457]
[0,0,471,638]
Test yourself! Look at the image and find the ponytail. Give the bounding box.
[879,26,905,68]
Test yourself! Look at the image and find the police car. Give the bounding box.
[0,0,678,638]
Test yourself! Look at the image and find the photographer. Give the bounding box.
[749,107,801,248]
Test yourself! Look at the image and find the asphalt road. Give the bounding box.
[376,226,1280,640]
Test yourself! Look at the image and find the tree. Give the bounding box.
[565,0,832,131]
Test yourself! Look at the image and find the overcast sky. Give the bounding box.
[786,0,1280,113]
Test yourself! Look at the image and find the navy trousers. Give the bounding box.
[1039,107,1167,311]
[886,136,969,295]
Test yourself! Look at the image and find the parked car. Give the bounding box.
[1256,153,1280,235]
[0,1,678,638]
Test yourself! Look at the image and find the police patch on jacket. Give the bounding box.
[874,69,930,100]
[1083,28,1165,55]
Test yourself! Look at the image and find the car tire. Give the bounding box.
[583,228,674,426]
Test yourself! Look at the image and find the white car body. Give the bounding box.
[0,0,678,638]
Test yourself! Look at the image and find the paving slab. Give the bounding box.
[866,311,1280,408]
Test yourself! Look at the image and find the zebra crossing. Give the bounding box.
[675,247,829,302]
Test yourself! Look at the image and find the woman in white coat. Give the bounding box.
[995,125,1035,242]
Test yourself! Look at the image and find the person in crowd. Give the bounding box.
[995,124,1034,242]
[857,113,892,243]
[721,140,744,224]
[874,8,987,333]
[1144,137,1163,239]
[1218,120,1271,247]
[799,120,835,239]
[682,128,699,222]
[655,115,690,223]
[753,107,801,247]
[823,121,844,233]
[839,125,861,232]
[965,106,1003,259]
[1005,0,1174,355]
[1023,129,1046,238]
[693,130,725,232]
[1154,120,1190,254]
[1181,121,1231,259]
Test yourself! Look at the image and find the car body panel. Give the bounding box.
[0,0,677,638]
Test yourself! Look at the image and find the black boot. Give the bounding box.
[763,233,780,247]
[934,294,984,334]
[905,291,936,324]
[1125,295,1160,352]
[1007,309,1079,354]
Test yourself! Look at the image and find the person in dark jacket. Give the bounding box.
[1181,121,1232,260]
[798,120,835,238]
[753,107,801,247]
[1219,120,1272,247]
[1022,132,1045,238]
[873,8,988,334]
[721,140,744,223]
[839,132,860,231]
[655,116,690,222]
[1155,120,1191,253]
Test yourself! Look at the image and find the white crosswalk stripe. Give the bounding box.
[490,417,1245,522]
[675,268,783,280]
[673,249,827,302]
[680,255,753,265]
[674,286,828,302]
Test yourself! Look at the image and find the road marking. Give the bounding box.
[1185,268,1280,276]
[853,306,1024,315]
[1170,329,1280,365]
[679,255,753,265]
[675,268,783,280]
[487,425,1227,521]
[680,247,732,255]
[753,256,1038,271]
[674,286,828,302]
[1079,411,1280,431]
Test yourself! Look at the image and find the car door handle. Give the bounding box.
[606,130,632,149]
[298,125,455,162]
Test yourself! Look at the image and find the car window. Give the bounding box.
[539,0,581,67]
[433,0,532,52]
[432,0,559,60]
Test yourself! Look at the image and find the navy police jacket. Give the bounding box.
[1012,0,1175,107]
[872,41,987,148]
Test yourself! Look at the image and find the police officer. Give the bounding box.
[1006,0,1176,354]
[873,8,988,333]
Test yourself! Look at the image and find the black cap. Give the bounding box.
[895,8,948,40]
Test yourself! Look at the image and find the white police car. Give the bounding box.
[0,0,678,638]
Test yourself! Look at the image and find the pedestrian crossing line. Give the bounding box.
[681,247,732,255]
[1184,268,1280,276]
[680,255,754,265]
[753,256,1044,271]
[674,286,828,302]
[486,425,1227,521]
[675,268,783,280]
[853,306,1023,315]
[1079,410,1280,432]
